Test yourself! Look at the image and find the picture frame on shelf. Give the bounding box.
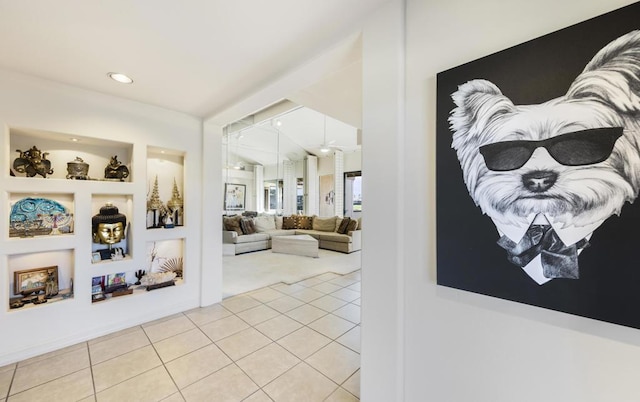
[224,183,245,211]
[91,253,101,263]
[105,272,128,293]
[91,276,105,303]
[91,276,104,294]
[14,266,58,297]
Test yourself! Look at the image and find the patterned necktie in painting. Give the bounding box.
[497,224,589,279]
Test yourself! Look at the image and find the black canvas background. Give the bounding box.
[436,2,640,329]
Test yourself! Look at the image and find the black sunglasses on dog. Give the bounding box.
[479,127,623,171]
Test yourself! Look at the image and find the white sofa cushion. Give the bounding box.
[313,216,337,232]
[234,233,270,244]
[254,215,276,232]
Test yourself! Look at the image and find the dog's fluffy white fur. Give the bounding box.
[450,31,640,230]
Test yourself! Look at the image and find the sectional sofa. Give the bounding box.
[222,214,361,256]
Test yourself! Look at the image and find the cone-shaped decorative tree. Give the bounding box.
[147,175,165,228]
[166,178,184,226]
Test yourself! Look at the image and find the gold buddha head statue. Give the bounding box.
[92,203,127,244]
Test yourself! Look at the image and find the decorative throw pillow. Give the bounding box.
[356,217,362,230]
[346,219,358,233]
[223,215,243,235]
[282,216,297,229]
[337,217,351,234]
[254,215,276,232]
[275,216,283,229]
[313,216,337,232]
[297,215,313,230]
[240,218,256,235]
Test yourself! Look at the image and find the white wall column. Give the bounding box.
[202,121,223,306]
[333,150,344,216]
[305,155,319,216]
[254,165,264,213]
[360,1,405,401]
[282,160,296,215]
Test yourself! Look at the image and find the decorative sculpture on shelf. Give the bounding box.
[134,270,146,285]
[45,271,59,298]
[92,202,127,260]
[163,214,174,228]
[166,178,184,226]
[159,257,183,278]
[141,271,176,291]
[147,175,167,228]
[104,155,129,181]
[13,146,53,178]
[66,156,90,180]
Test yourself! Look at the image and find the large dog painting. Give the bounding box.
[437,3,640,329]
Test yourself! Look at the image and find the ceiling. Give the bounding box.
[223,105,360,168]
[0,1,385,119]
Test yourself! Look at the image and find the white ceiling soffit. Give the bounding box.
[0,1,384,118]
[288,59,362,129]
[208,30,364,126]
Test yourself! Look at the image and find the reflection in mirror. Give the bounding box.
[221,105,363,304]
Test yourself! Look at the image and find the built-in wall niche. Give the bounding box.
[91,194,133,262]
[8,249,75,310]
[8,193,75,239]
[146,239,184,282]
[9,127,132,182]
[147,147,185,228]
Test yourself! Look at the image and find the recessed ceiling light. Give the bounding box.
[70,138,79,142]
[276,120,282,127]
[107,72,134,84]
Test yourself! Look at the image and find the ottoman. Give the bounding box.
[271,234,319,258]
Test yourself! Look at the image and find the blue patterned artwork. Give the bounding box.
[10,197,73,237]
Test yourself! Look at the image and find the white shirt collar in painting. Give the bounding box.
[491,213,604,247]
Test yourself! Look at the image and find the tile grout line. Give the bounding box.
[7,367,91,399]
[89,329,150,367]
[4,363,17,401]
[85,341,98,402]
[143,313,187,402]
[7,344,93,399]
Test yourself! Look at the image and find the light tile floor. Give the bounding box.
[1,270,361,402]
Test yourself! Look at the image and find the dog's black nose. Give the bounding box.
[522,170,557,193]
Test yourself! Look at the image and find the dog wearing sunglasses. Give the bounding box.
[449,30,640,284]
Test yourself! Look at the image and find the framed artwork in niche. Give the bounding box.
[436,2,640,329]
[14,266,58,297]
[224,183,245,211]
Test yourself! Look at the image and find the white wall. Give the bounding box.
[343,150,361,173]
[360,1,405,401]
[317,150,362,176]
[403,1,640,401]
[262,159,305,181]
[0,69,204,365]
